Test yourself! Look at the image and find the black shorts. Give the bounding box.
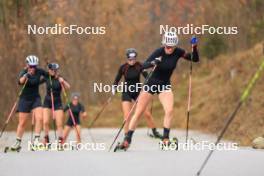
[66,117,80,127]
[43,96,63,110]
[144,79,172,95]
[122,92,139,102]
[17,96,42,113]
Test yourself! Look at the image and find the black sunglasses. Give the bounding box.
[29,65,37,69]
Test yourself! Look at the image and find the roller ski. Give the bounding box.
[57,137,64,151]
[30,136,45,151]
[159,137,179,151]
[42,135,51,150]
[114,140,130,152]
[147,128,163,139]
[4,138,22,153]
[4,146,22,153]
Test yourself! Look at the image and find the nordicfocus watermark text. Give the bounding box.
[93,82,171,93]
[159,140,238,151]
[160,24,238,35]
[27,24,106,35]
[28,141,106,151]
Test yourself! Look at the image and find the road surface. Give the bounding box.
[0,128,263,176]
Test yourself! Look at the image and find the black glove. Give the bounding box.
[23,73,30,78]
[150,57,162,66]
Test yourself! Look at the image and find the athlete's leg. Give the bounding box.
[124,92,153,144]
[129,92,153,130]
[43,108,51,136]
[63,125,72,142]
[75,125,81,143]
[33,107,43,136]
[143,103,156,129]
[122,101,133,134]
[158,90,174,139]
[16,112,29,139]
[143,103,162,138]
[55,110,64,138]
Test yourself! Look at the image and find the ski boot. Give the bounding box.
[114,139,130,152]
[159,137,178,151]
[148,129,163,139]
[43,135,51,150]
[31,136,45,151]
[5,138,22,153]
[57,137,64,151]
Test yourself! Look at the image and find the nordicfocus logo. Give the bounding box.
[27,24,106,35]
[160,24,238,35]
[159,140,238,151]
[93,82,172,93]
[28,141,106,151]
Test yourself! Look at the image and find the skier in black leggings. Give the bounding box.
[118,32,199,150]
[42,63,70,146]
[63,93,87,144]
[113,48,162,139]
[9,55,47,151]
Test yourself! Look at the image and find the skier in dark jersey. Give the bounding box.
[42,63,70,145]
[113,48,162,139]
[9,55,47,151]
[63,93,87,144]
[117,32,199,150]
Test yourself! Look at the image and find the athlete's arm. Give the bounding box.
[39,68,49,77]
[182,45,199,62]
[137,62,149,78]
[142,70,148,78]
[113,65,123,85]
[81,112,87,119]
[19,70,39,85]
[18,69,29,84]
[63,105,69,112]
[142,48,162,69]
[59,77,71,89]
[80,104,87,119]
[39,76,47,85]
[18,75,27,85]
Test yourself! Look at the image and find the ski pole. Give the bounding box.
[31,111,35,143]
[186,36,196,143]
[87,96,113,143]
[49,75,57,140]
[196,58,264,176]
[88,96,112,128]
[60,82,81,141]
[0,79,28,138]
[109,64,158,152]
[147,99,154,136]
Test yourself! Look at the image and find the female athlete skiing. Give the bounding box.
[8,55,47,152]
[115,32,199,151]
[113,48,162,139]
[63,93,87,144]
[42,63,70,148]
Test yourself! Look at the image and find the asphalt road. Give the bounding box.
[0,128,263,176]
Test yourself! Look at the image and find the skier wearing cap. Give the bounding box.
[63,93,87,144]
[8,55,48,151]
[42,63,70,148]
[113,48,162,139]
[116,32,199,151]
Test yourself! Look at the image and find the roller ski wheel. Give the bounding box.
[159,137,179,151]
[114,141,129,152]
[4,146,22,153]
